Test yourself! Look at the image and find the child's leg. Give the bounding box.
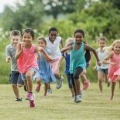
[12,84,20,98]
[98,70,104,92]
[35,78,41,92]
[44,83,49,96]
[25,69,34,93]
[110,82,116,100]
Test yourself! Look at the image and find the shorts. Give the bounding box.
[9,71,24,85]
[50,58,61,75]
[97,68,108,74]
[21,68,40,81]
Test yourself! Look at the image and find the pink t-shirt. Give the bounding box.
[17,45,38,74]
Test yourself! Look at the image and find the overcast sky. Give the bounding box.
[0,0,17,13]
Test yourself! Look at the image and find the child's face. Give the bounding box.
[98,40,106,48]
[49,31,58,42]
[114,43,120,54]
[22,32,33,44]
[38,40,46,48]
[10,36,20,47]
[74,32,83,44]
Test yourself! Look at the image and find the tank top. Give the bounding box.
[17,45,38,74]
[70,42,86,74]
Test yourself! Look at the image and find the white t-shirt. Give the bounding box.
[97,48,109,69]
[46,36,62,59]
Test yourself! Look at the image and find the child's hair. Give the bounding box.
[111,40,120,50]
[74,29,85,38]
[22,28,34,38]
[37,37,47,44]
[10,30,21,37]
[97,36,107,43]
[49,27,58,33]
[65,38,74,46]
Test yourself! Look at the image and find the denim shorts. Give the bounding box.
[21,68,40,81]
[10,71,24,85]
[97,68,108,74]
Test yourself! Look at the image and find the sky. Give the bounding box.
[0,0,17,13]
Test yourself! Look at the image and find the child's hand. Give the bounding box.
[20,42,25,49]
[97,61,101,66]
[6,56,11,63]
[110,62,116,65]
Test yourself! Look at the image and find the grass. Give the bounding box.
[0,83,120,120]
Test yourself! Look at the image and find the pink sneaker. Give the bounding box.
[26,93,32,100]
[83,81,90,90]
[35,84,41,93]
[29,94,35,108]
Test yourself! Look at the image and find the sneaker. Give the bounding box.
[35,84,41,93]
[25,93,32,100]
[83,81,90,90]
[56,76,63,89]
[47,88,52,94]
[29,94,35,107]
[75,95,82,103]
[15,98,22,101]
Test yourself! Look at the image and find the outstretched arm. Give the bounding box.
[85,44,100,66]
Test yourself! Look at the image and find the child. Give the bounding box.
[61,38,75,98]
[103,40,120,100]
[96,37,109,92]
[36,37,56,96]
[61,29,100,103]
[15,28,47,107]
[5,30,23,101]
[46,27,64,89]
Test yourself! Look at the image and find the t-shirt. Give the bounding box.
[5,44,18,71]
[46,36,62,59]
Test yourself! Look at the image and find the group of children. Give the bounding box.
[5,27,120,108]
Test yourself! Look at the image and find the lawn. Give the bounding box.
[0,82,120,120]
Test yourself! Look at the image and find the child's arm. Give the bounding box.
[102,52,114,64]
[85,44,101,66]
[15,42,24,60]
[60,39,64,48]
[61,43,72,53]
[36,47,53,62]
[5,46,11,63]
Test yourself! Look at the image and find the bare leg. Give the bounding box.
[12,84,20,98]
[44,83,49,96]
[98,71,104,92]
[110,82,116,100]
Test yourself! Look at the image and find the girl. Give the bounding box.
[96,37,109,93]
[62,29,100,103]
[103,40,120,100]
[15,28,47,107]
[36,37,56,96]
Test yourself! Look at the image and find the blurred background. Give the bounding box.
[0,0,120,83]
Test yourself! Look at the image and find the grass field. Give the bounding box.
[0,83,120,120]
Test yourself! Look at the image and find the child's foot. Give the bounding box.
[15,98,22,101]
[83,80,90,90]
[26,92,33,100]
[35,84,41,93]
[109,96,114,100]
[47,88,52,94]
[56,76,64,89]
[29,94,35,107]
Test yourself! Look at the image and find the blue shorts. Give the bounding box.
[9,71,24,85]
[21,68,40,81]
[97,68,108,74]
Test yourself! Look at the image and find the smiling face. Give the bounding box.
[22,32,33,45]
[38,39,46,48]
[113,43,120,54]
[49,31,58,42]
[74,32,83,44]
[10,36,20,47]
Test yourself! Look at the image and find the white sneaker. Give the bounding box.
[56,76,63,89]
[47,88,52,94]
[75,95,82,103]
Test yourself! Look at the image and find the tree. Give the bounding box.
[0,0,44,31]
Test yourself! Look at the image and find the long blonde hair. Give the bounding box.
[65,37,74,46]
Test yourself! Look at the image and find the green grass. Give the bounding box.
[0,83,120,120]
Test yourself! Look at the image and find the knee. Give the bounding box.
[73,74,79,80]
